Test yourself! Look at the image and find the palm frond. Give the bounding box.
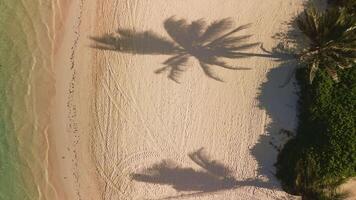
[297,6,356,83]
[309,59,319,83]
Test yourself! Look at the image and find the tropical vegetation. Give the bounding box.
[296,5,356,83]
[275,2,356,200]
[328,0,356,14]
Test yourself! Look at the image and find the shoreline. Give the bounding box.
[0,0,306,199]
[0,0,351,199]
[48,0,81,198]
[49,0,101,199]
[7,0,353,199]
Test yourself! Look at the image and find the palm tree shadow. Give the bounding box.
[91,17,284,83]
[131,148,237,193]
[131,148,279,200]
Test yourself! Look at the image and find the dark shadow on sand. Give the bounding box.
[251,59,299,189]
[91,17,292,83]
[250,1,333,193]
[250,11,304,194]
[131,148,280,200]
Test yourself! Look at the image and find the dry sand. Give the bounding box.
[339,178,356,200]
[51,0,307,199]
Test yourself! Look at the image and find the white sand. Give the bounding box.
[87,1,304,200]
[339,178,356,200]
[49,1,356,199]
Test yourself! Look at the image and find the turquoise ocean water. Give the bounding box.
[0,0,54,199]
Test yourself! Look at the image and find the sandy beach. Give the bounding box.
[50,0,306,199]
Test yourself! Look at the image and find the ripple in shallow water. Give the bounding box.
[0,0,55,199]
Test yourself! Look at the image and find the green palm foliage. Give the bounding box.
[296,6,356,83]
[329,0,356,13]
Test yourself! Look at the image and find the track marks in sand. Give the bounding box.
[100,61,182,155]
[91,1,304,199]
[93,61,185,198]
[93,56,207,198]
[95,150,160,199]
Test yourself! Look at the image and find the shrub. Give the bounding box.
[275,66,356,199]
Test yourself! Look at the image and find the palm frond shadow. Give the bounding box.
[131,148,278,200]
[91,17,289,83]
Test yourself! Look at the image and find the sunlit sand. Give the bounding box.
[51,1,305,199]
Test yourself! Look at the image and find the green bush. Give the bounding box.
[275,67,356,199]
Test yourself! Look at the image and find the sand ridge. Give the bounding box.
[50,0,102,199]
